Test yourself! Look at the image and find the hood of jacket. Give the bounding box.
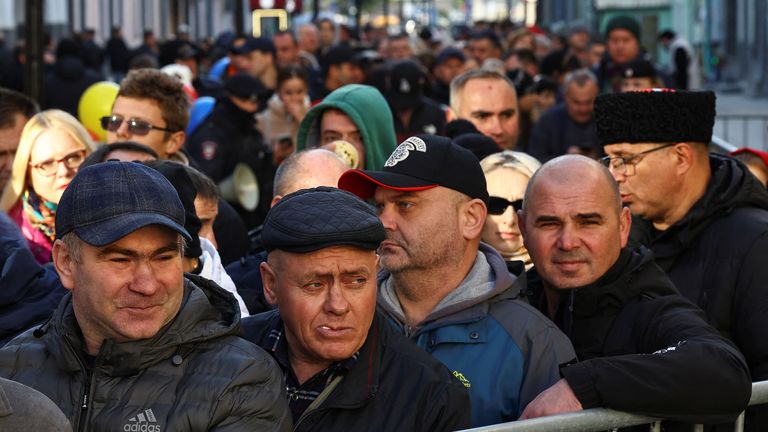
[296,84,397,170]
[377,243,524,328]
[36,274,241,376]
[632,153,768,269]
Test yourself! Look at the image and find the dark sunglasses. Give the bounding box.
[100,115,177,136]
[488,196,523,215]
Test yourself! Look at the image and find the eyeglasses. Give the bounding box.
[599,143,676,176]
[488,196,523,215]
[30,149,86,177]
[100,115,178,136]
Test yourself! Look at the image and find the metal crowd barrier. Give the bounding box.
[460,380,768,432]
[710,135,739,154]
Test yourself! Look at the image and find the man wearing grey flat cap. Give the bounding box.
[241,186,470,431]
[0,161,290,431]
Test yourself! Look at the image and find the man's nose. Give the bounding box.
[557,225,580,251]
[129,261,161,295]
[324,283,350,316]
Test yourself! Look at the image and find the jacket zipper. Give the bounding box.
[78,374,91,432]
[64,336,96,432]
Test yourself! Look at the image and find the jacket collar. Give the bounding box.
[38,275,240,376]
[632,153,768,269]
[527,246,679,330]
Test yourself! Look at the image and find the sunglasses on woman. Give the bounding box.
[488,196,523,215]
[100,115,178,136]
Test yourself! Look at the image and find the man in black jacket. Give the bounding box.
[518,155,751,424]
[0,161,290,431]
[596,90,768,429]
[186,73,275,228]
[241,187,470,431]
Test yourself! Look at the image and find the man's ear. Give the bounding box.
[52,240,75,291]
[164,130,187,158]
[518,209,527,239]
[461,198,488,241]
[673,143,696,176]
[619,206,632,248]
[446,107,458,122]
[260,261,279,306]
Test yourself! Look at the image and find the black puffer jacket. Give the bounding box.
[242,311,471,432]
[0,274,291,431]
[631,154,768,385]
[526,247,752,424]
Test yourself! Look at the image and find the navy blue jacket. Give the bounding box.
[0,236,66,346]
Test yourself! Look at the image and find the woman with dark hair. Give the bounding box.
[256,65,310,164]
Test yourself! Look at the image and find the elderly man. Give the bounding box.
[518,155,751,423]
[241,187,470,430]
[528,68,600,162]
[297,84,397,170]
[0,161,290,431]
[450,69,520,150]
[227,148,350,314]
[339,135,575,427]
[596,89,768,428]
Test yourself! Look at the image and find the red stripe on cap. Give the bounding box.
[338,170,438,199]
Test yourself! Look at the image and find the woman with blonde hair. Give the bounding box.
[480,150,541,270]
[0,109,96,263]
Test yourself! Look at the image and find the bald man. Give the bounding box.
[227,149,349,314]
[270,148,349,206]
[518,155,750,423]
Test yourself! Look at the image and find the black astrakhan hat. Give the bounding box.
[594,89,716,146]
[261,187,385,253]
[338,134,489,203]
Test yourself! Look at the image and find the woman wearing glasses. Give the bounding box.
[480,151,541,271]
[0,110,96,264]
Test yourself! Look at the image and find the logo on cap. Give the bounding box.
[399,78,411,94]
[385,136,427,167]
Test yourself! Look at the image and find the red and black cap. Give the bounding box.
[338,134,489,203]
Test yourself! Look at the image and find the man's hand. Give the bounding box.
[519,379,583,420]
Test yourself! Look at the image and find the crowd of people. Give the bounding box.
[0,13,767,431]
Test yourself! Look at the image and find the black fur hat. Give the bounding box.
[594,89,716,146]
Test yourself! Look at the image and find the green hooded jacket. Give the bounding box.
[296,84,397,170]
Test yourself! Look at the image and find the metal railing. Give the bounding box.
[711,135,739,154]
[714,114,768,150]
[460,380,768,432]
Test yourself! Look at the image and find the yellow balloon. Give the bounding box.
[78,81,119,142]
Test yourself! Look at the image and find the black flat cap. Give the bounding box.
[261,187,385,253]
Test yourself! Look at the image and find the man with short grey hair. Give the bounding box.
[528,68,600,162]
[227,148,350,315]
[449,69,520,150]
[0,161,290,431]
